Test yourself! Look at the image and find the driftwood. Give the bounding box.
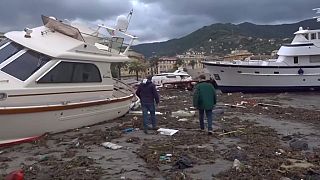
[224,104,246,108]
[219,130,244,136]
[257,103,281,107]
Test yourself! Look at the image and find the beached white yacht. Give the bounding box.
[203,12,320,93]
[151,68,192,87]
[0,15,137,145]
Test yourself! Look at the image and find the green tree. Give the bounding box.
[149,56,159,75]
[175,58,184,68]
[116,62,128,79]
[189,60,196,69]
[128,60,147,81]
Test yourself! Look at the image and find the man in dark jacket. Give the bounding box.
[193,74,217,135]
[136,75,160,134]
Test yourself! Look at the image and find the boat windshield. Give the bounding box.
[1,50,50,81]
[0,40,24,65]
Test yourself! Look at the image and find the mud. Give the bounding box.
[0,89,320,180]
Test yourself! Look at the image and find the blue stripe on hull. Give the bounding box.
[218,86,320,93]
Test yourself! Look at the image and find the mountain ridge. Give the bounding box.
[133,19,320,58]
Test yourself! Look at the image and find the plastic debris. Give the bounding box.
[171,110,195,117]
[5,169,24,180]
[101,142,123,150]
[159,154,172,162]
[178,118,188,122]
[233,159,243,171]
[129,111,163,115]
[123,128,135,133]
[157,128,179,136]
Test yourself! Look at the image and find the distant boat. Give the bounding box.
[203,10,320,93]
[0,14,137,145]
[151,68,193,87]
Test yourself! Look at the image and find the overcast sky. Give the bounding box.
[0,0,319,44]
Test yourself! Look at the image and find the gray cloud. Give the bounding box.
[0,0,319,43]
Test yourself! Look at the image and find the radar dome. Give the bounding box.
[115,15,129,32]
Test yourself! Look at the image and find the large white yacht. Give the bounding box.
[203,13,320,93]
[0,15,137,145]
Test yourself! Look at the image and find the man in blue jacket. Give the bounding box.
[136,75,160,134]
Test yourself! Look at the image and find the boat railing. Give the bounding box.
[113,78,137,101]
[81,32,126,54]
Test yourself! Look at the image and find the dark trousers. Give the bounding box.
[199,109,213,131]
[141,103,156,130]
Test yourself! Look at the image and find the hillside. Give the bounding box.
[133,19,320,57]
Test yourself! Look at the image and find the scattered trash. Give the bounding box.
[233,159,243,171]
[120,176,126,179]
[257,103,281,107]
[5,169,24,180]
[0,150,4,154]
[289,139,308,151]
[219,129,244,136]
[173,155,193,169]
[159,154,172,162]
[129,111,163,115]
[275,149,285,156]
[122,128,135,133]
[157,128,179,136]
[224,103,246,108]
[101,142,123,150]
[178,118,188,122]
[126,137,140,144]
[197,145,207,148]
[171,110,195,117]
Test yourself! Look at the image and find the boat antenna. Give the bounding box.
[313,8,320,22]
[127,9,133,25]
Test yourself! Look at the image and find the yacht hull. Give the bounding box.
[204,63,320,93]
[0,95,133,144]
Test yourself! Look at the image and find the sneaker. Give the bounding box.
[208,131,213,135]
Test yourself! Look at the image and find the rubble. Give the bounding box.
[0,89,320,179]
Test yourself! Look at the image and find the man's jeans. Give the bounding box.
[142,103,156,130]
[198,109,214,131]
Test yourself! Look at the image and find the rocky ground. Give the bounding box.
[0,88,320,180]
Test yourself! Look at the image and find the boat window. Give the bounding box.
[304,34,309,40]
[237,71,242,73]
[38,62,101,83]
[1,50,50,81]
[0,41,24,65]
[166,75,177,78]
[274,72,279,74]
[311,33,316,40]
[213,74,220,80]
[318,32,320,39]
[310,55,320,63]
[254,71,260,74]
[294,56,298,64]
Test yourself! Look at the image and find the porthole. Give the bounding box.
[254,71,260,74]
[237,71,242,73]
[274,72,279,74]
